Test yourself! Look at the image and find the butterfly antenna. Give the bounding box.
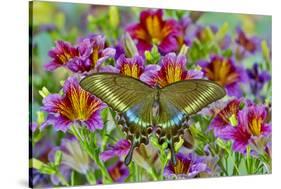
[168,140,177,166]
[125,139,136,166]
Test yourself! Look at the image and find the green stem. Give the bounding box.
[69,125,113,183]
[135,162,139,182]
[226,151,240,175]
[233,153,242,175]
[218,160,228,176]
[159,147,169,180]
[148,168,158,181]
[86,170,96,185]
[224,156,228,174]
[92,151,113,183]
[56,171,69,186]
[70,171,75,186]
[245,146,253,174]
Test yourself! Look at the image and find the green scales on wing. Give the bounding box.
[80,73,226,165]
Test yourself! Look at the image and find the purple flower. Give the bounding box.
[126,9,184,55]
[58,138,90,174]
[30,122,38,132]
[235,27,261,59]
[202,145,221,177]
[33,135,55,163]
[209,98,242,139]
[47,137,89,185]
[247,63,271,95]
[198,55,247,97]
[31,135,59,187]
[223,105,271,153]
[101,54,160,80]
[108,161,129,182]
[45,40,79,71]
[41,76,105,132]
[184,24,231,50]
[100,139,131,161]
[68,34,115,73]
[164,152,210,179]
[45,35,115,73]
[30,168,50,187]
[143,53,203,87]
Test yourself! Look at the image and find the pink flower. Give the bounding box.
[100,139,131,161]
[209,99,242,139]
[126,9,184,55]
[45,40,79,71]
[198,55,247,97]
[142,53,203,87]
[100,54,160,81]
[223,105,271,153]
[41,77,105,132]
[45,35,115,73]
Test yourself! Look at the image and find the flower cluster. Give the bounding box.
[45,35,116,73]
[210,99,271,155]
[31,5,271,188]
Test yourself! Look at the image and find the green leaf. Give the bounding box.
[215,22,229,41]
[222,49,233,58]
[54,150,63,166]
[36,111,45,125]
[30,158,56,175]
[145,45,161,64]
[216,138,228,150]
[109,6,119,29]
[261,40,270,62]
[38,86,50,98]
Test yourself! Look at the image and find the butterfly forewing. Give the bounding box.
[160,79,226,118]
[80,73,161,127]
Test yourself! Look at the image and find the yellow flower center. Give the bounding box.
[56,86,100,121]
[217,101,240,126]
[158,65,183,88]
[146,15,162,42]
[205,59,239,86]
[91,48,99,68]
[110,167,121,181]
[173,159,191,174]
[58,53,72,64]
[122,64,140,79]
[249,117,262,136]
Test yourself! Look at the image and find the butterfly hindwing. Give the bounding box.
[156,79,225,165]
[80,73,156,165]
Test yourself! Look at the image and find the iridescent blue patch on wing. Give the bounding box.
[172,112,185,126]
[125,109,138,123]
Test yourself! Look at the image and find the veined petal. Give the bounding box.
[41,76,105,132]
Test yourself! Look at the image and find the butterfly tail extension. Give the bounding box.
[124,138,137,166]
[155,122,186,165]
[168,139,177,166]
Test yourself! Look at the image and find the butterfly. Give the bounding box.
[80,73,226,165]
